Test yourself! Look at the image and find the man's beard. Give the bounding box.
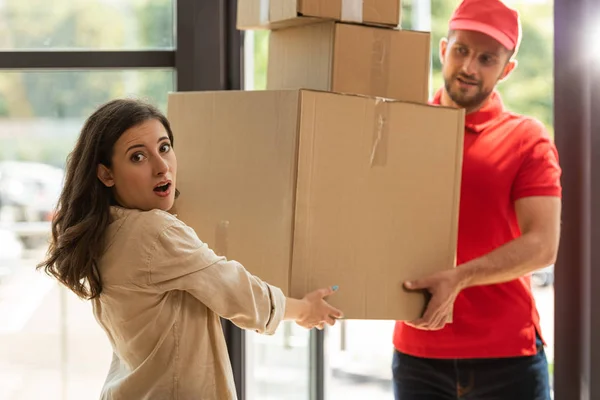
[444,73,492,110]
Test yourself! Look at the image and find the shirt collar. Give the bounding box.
[431,88,505,134]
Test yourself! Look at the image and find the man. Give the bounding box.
[392,0,561,399]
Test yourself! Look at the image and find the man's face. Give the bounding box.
[440,29,516,111]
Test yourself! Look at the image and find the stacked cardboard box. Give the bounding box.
[240,0,430,103]
[166,0,465,320]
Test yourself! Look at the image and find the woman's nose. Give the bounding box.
[153,156,169,175]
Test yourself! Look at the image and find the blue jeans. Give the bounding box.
[392,335,551,400]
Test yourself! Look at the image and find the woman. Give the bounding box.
[38,99,343,399]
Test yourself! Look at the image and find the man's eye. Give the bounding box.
[479,55,495,65]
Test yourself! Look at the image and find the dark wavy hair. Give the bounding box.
[37,99,175,299]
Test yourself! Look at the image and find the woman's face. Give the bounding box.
[97,118,177,211]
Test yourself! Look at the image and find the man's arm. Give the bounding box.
[404,195,561,330]
[456,195,561,287]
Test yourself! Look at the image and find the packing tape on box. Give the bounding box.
[341,0,363,23]
[260,0,270,25]
[370,98,389,167]
[215,220,230,257]
[370,29,391,100]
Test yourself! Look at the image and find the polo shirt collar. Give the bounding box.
[431,88,505,134]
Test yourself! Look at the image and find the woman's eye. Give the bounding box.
[160,143,171,153]
[131,153,145,162]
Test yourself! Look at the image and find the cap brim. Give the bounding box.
[449,19,515,51]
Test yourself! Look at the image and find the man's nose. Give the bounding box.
[461,55,478,77]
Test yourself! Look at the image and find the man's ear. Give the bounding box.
[97,164,115,188]
[439,37,449,65]
[499,59,518,82]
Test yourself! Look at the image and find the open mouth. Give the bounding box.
[154,182,172,193]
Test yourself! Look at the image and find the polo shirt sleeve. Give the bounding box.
[511,118,562,201]
[147,219,286,335]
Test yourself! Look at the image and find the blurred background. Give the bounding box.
[0,0,555,399]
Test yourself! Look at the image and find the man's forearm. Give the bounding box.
[456,232,558,288]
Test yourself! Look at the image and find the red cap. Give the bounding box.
[449,0,521,51]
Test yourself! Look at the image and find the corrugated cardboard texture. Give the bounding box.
[291,91,464,320]
[268,22,431,104]
[268,22,335,93]
[237,0,400,30]
[167,89,464,320]
[167,90,301,293]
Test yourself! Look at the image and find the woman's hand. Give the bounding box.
[285,286,343,330]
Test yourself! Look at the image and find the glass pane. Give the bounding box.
[0,68,174,400]
[0,69,173,164]
[424,0,555,388]
[245,323,311,400]
[325,321,395,398]
[243,30,311,400]
[325,0,555,396]
[0,0,174,50]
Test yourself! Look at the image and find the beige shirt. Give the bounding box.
[91,206,286,399]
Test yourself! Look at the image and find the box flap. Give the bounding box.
[292,91,464,320]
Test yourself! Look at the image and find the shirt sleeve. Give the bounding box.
[146,219,286,335]
[511,119,562,201]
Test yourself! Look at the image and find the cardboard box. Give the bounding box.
[268,22,430,103]
[237,0,401,30]
[167,89,464,320]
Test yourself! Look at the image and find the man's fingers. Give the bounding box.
[404,279,428,290]
[429,312,446,331]
[404,320,418,328]
[405,319,421,328]
[430,299,453,329]
[406,318,429,330]
[406,302,438,330]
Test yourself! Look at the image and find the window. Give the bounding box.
[0,69,174,400]
[0,0,174,50]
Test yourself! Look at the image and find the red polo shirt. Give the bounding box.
[393,89,562,359]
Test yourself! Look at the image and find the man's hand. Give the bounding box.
[404,269,464,330]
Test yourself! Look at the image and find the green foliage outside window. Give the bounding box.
[0,0,554,167]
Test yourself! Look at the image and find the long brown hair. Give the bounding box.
[37,99,174,299]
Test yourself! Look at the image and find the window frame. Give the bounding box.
[3,0,596,399]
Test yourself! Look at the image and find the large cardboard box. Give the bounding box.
[167,89,464,320]
[237,0,401,30]
[268,22,430,103]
